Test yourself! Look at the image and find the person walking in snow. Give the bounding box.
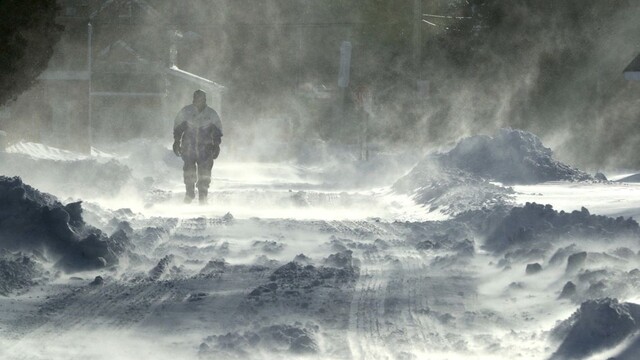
[173,89,223,204]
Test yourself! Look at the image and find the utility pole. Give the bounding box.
[87,22,93,153]
[413,0,422,79]
[414,0,429,134]
[338,40,352,135]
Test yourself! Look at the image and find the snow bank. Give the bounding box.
[394,129,592,216]
[5,141,114,161]
[0,176,130,272]
[551,298,640,359]
[483,202,639,254]
[616,173,640,183]
[0,152,131,198]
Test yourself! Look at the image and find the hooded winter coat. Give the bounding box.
[173,104,223,159]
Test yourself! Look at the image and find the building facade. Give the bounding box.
[1,0,224,152]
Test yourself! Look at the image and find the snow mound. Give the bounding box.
[551,298,640,359]
[393,129,591,216]
[262,254,357,292]
[148,255,176,281]
[483,202,639,254]
[436,128,591,184]
[394,161,514,216]
[198,258,226,278]
[200,323,320,358]
[0,251,45,296]
[244,251,358,318]
[0,176,130,272]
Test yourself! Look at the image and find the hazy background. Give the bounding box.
[2,0,640,169]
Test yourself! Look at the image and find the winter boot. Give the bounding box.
[184,184,196,204]
[198,189,208,205]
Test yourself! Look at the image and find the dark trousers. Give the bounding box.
[183,154,214,194]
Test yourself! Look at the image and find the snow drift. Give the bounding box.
[0,176,130,272]
[483,202,640,254]
[551,298,640,359]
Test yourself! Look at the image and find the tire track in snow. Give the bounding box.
[348,242,480,359]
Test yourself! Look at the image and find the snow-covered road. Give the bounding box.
[2,137,640,360]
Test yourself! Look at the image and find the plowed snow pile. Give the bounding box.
[435,128,591,184]
[0,176,129,272]
[394,128,592,216]
[483,203,640,254]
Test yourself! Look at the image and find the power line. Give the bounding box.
[423,13,472,20]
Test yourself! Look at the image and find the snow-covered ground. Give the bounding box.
[2,131,640,360]
[514,181,640,219]
[6,141,115,161]
[93,160,434,222]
